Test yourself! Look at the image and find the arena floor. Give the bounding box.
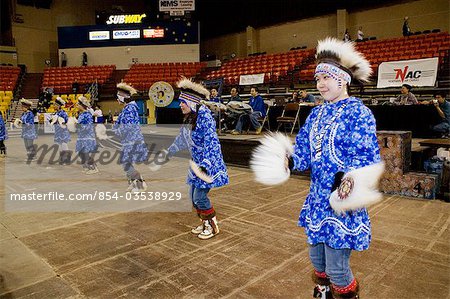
[0,133,449,298]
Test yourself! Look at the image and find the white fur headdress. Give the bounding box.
[117,82,137,96]
[316,37,372,83]
[177,77,210,100]
[77,96,91,108]
[20,98,33,106]
[55,97,65,106]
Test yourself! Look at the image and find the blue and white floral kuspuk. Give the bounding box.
[251,37,384,298]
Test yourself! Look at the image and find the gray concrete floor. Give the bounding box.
[0,133,449,298]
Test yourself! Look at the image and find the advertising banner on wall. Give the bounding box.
[377,57,438,88]
[112,30,141,39]
[89,31,110,41]
[159,0,195,12]
[239,73,265,85]
[143,29,165,38]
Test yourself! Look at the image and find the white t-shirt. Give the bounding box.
[94,109,103,117]
[357,30,364,40]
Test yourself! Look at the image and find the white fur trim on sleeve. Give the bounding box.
[250,132,294,185]
[329,162,385,214]
[95,124,109,140]
[67,117,77,133]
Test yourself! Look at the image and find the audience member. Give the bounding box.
[231,87,266,135]
[287,90,299,103]
[82,52,88,66]
[72,79,80,94]
[395,84,418,105]
[229,88,242,102]
[300,89,316,103]
[209,88,222,103]
[61,52,67,67]
[343,29,351,42]
[403,17,411,37]
[357,27,364,41]
[423,92,450,137]
[93,105,104,123]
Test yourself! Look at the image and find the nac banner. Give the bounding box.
[377,57,438,88]
[239,73,265,86]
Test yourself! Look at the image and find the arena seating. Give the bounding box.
[0,66,20,92]
[300,31,450,81]
[0,66,20,117]
[45,93,92,116]
[42,65,116,94]
[124,62,207,91]
[206,48,315,85]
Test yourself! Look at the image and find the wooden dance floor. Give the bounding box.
[0,133,449,298]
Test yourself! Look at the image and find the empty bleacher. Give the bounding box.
[124,62,207,91]
[206,49,315,85]
[0,66,20,92]
[0,66,20,117]
[300,31,450,81]
[42,65,116,94]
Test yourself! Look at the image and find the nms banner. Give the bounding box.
[377,57,438,88]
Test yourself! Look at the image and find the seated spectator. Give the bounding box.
[231,87,266,135]
[343,29,351,42]
[423,92,450,137]
[209,88,222,103]
[299,89,316,103]
[229,87,242,102]
[72,79,80,94]
[287,91,299,103]
[93,105,104,123]
[395,84,418,105]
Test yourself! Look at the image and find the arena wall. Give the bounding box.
[202,0,450,57]
[8,0,450,71]
[58,45,199,70]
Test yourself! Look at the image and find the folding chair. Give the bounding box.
[276,103,300,135]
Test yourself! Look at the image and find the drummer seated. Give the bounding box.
[231,87,266,135]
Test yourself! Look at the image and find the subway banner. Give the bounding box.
[239,73,265,85]
[377,57,438,88]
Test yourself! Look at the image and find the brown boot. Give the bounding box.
[331,279,360,299]
[312,270,332,298]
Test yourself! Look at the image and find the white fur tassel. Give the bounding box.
[50,115,58,125]
[250,133,294,185]
[95,124,109,140]
[189,160,213,183]
[67,117,77,133]
[329,162,385,214]
[57,117,66,128]
[14,119,22,128]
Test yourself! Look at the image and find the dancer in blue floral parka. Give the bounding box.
[52,97,71,164]
[16,99,37,161]
[167,78,229,240]
[75,96,98,174]
[114,83,149,192]
[251,38,384,299]
[0,112,7,158]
